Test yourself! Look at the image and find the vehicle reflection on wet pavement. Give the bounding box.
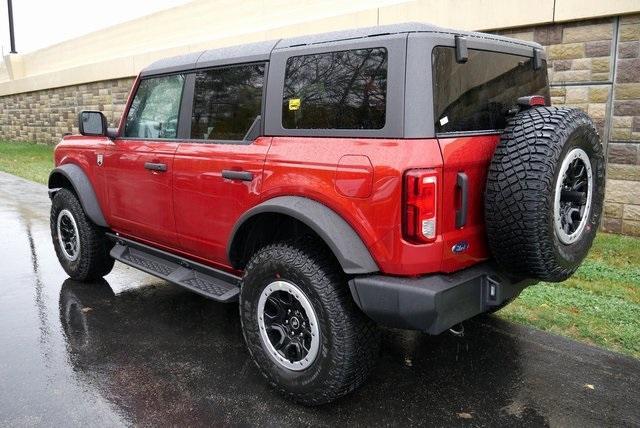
[1,171,638,427]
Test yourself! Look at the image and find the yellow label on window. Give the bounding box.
[288,98,301,111]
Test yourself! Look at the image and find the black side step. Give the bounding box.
[107,233,240,302]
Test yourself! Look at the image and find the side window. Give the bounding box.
[282,47,387,130]
[191,63,265,141]
[124,74,185,139]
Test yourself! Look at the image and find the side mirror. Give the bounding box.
[78,111,108,137]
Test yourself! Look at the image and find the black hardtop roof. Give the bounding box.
[141,22,542,77]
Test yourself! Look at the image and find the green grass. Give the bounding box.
[0,140,638,357]
[0,140,54,184]
[498,233,640,358]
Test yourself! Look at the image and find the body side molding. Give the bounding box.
[48,164,109,227]
[228,196,379,275]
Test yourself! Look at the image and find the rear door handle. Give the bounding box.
[144,162,167,172]
[222,170,253,181]
[456,172,468,229]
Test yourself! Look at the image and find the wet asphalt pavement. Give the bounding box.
[0,171,639,427]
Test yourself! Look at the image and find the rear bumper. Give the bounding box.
[348,262,534,335]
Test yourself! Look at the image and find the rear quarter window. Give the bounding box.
[432,47,549,134]
[282,47,388,130]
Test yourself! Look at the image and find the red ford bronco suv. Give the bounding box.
[49,23,605,405]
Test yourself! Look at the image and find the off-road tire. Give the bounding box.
[485,107,605,282]
[239,240,380,405]
[51,188,115,280]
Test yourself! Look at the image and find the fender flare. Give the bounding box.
[228,196,379,275]
[48,164,109,227]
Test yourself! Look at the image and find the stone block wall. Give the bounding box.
[497,14,640,236]
[0,14,639,236]
[0,78,134,144]
[607,15,640,236]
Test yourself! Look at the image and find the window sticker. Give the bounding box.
[439,116,449,126]
[288,98,301,111]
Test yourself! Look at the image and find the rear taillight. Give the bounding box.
[403,169,438,244]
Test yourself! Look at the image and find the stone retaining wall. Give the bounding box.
[0,78,134,144]
[497,14,640,236]
[0,14,638,236]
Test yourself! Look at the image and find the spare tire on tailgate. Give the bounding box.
[485,107,605,282]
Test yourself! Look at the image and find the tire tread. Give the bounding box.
[240,239,379,405]
[50,188,114,280]
[485,106,604,281]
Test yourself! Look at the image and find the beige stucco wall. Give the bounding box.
[378,0,555,30]
[1,0,639,96]
[0,61,9,83]
[554,0,640,22]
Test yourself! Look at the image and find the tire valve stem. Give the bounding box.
[449,323,465,337]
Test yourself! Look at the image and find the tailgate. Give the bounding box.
[438,135,500,272]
